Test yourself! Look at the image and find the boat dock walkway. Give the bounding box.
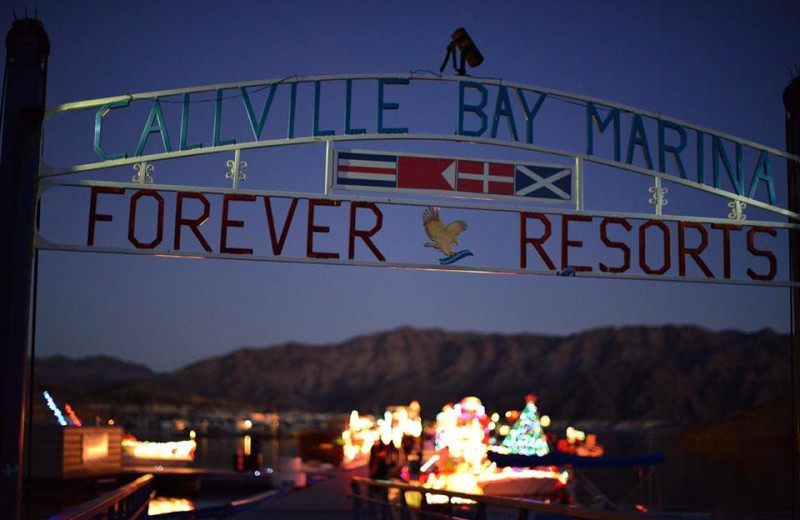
[230,465,366,520]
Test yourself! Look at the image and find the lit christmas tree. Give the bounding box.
[499,395,550,456]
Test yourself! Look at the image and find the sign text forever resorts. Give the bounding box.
[92,77,777,206]
[87,188,779,282]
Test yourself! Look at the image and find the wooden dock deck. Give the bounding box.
[229,465,366,520]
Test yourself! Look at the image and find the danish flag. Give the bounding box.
[456,160,515,196]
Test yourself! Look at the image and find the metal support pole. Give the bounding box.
[784,76,800,520]
[351,479,362,520]
[0,18,49,520]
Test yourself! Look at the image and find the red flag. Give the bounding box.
[397,156,457,192]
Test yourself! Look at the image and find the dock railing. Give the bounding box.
[47,473,153,520]
[351,476,674,520]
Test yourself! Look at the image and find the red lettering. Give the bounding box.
[348,202,385,261]
[561,215,592,271]
[263,197,298,255]
[638,220,670,275]
[711,223,742,279]
[599,217,631,273]
[520,213,555,270]
[307,199,341,259]
[678,222,713,278]
[174,192,211,252]
[220,194,255,255]
[128,190,164,249]
[747,226,777,281]
[87,187,124,246]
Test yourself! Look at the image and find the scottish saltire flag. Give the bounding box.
[515,164,572,200]
[336,151,397,188]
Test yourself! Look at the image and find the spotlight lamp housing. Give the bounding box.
[440,27,484,76]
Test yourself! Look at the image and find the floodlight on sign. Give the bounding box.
[439,27,484,76]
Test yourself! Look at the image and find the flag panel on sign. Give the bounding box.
[515,165,572,200]
[335,149,573,203]
[336,151,397,188]
[397,156,457,192]
[457,160,515,196]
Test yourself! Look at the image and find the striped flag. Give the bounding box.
[336,151,397,188]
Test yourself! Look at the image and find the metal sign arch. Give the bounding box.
[36,72,800,287]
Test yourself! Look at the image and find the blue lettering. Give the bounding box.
[696,131,705,184]
[626,113,653,170]
[213,89,236,147]
[377,78,409,134]
[747,149,776,204]
[516,89,547,144]
[135,98,172,157]
[586,102,620,161]
[344,79,366,135]
[241,84,278,140]
[458,81,488,137]
[179,93,202,151]
[94,99,130,160]
[712,136,743,195]
[490,86,518,141]
[313,81,335,137]
[287,83,297,139]
[657,120,687,179]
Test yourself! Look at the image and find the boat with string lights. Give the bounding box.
[121,434,197,467]
[420,395,570,503]
[342,401,423,470]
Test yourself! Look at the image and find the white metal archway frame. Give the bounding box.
[36,73,800,287]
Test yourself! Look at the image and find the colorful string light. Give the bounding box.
[43,391,68,426]
[499,399,550,456]
[64,403,82,427]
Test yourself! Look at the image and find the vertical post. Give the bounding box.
[784,76,800,520]
[398,485,410,520]
[0,18,49,520]
[574,156,581,212]
[324,140,331,195]
[232,149,241,191]
[351,479,362,520]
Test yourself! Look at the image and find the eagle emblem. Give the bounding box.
[422,207,474,265]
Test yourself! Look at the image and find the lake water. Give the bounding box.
[579,430,790,519]
[192,434,300,470]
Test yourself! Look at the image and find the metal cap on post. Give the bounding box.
[0,17,49,520]
[784,75,800,520]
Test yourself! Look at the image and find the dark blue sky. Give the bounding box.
[2,1,798,371]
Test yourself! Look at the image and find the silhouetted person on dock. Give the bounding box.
[368,441,394,519]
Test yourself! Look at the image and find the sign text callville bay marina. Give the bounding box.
[86,76,779,206]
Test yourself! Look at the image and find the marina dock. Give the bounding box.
[230,465,366,520]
